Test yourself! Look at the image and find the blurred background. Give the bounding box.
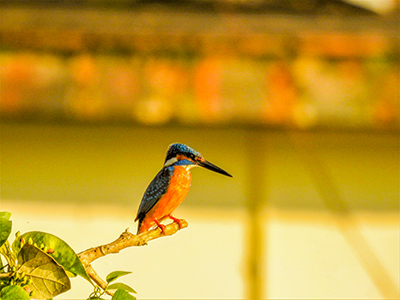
[0,0,399,299]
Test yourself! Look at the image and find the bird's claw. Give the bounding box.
[154,219,166,234]
[168,215,183,229]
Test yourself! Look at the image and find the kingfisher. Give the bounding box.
[135,143,232,234]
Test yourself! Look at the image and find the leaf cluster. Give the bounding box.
[0,212,136,300]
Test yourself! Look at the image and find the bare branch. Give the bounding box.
[77,219,188,292]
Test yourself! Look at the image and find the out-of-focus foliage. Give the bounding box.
[1,2,398,129]
[0,46,398,129]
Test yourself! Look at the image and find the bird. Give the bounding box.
[135,143,232,234]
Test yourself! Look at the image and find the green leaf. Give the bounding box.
[0,212,12,248]
[12,231,92,283]
[66,270,78,277]
[0,212,11,220]
[106,271,132,284]
[17,244,71,300]
[107,283,136,294]
[111,289,136,300]
[0,285,30,300]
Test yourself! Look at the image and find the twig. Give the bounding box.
[77,220,188,293]
[84,264,110,295]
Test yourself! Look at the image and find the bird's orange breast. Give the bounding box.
[145,166,192,223]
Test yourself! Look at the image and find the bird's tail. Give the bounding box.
[136,219,142,235]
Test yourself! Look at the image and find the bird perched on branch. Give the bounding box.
[135,143,232,234]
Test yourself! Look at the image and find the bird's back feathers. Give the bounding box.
[135,166,173,223]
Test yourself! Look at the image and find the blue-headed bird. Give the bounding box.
[135,143,232,234]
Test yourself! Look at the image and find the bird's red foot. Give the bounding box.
[168,215,183,229]
[154,219,166,234]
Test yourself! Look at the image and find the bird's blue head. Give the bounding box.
[164,143,202,167]
[164,143,232,177]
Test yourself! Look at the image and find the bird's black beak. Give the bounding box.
[197,159,233,177]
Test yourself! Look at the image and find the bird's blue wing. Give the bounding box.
[135,167,173,221]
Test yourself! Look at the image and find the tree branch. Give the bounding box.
[77,220,188,293]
